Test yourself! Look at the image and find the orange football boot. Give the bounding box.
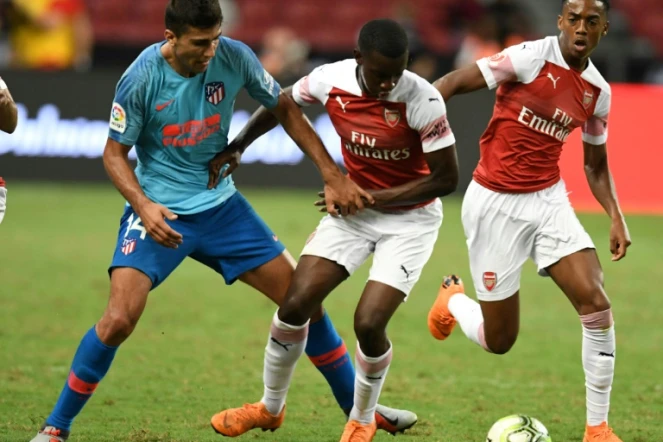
[211,402,284,437]
[339,419,377,442]
[583,422,623,442]
[427,275,464,340]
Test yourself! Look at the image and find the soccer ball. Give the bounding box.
[486,414,552,442]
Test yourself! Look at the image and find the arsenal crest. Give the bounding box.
[583,90,594,109]
[205,81,225,105]
[483,271,497,292]
[384,109,400,128]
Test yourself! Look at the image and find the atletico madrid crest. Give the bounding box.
[121,238,136,255]
[205,81,225,105]
[384,108,400,128]
[483,271,497,292]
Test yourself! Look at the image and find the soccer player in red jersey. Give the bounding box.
[427,1,630,441]
[0,175,6,225]
[209,19,459,441]
[0,75,16,224]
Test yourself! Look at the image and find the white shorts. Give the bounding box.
[301,199,443,298]
[462,180,595,302]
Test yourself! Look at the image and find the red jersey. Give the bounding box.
[475,36,611,193]
[292,59,456,209]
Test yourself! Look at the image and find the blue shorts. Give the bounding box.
[109,192,285,289]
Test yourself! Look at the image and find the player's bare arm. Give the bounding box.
[583,140,631,260]
[209,91,375,216]
[272,93,376,216]
[433,64,488,103]
[0,81,18,134]
[103,138,183,248]
[315,146,459,210]
[234,86,296,152]
[208,87,293,187]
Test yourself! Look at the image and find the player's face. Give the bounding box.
[166,24,222,75]
[355,50,408,100]
[557,0,609,62]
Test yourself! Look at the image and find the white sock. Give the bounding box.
[349,343,393,424]
[581,310,616,426]
[260,311,309,415]
[448,293,490,351]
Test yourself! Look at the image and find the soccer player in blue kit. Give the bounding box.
[29,1,418,441]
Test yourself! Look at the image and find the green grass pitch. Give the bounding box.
[1,183,661,441]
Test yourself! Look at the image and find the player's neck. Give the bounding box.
[356,66,370,96]
[558,37,590,72]
[160,43,195,78]
[564,55,589,72]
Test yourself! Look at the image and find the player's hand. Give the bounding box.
[609,216,631,261]
[316,175,375,216]
[136,201,183,249]
[208,147,242,189]
[315,191,374,215]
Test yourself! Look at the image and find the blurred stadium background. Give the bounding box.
[1,1,662,441]
[0,0,661,209]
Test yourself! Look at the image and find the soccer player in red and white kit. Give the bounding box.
[209,19,459,441]
[0,75,17,224]
[427,1,630,441]
[0,76,17,134]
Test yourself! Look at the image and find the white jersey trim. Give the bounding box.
[580,52,611,145]
[293,59,361,107]
[389,71,456,151]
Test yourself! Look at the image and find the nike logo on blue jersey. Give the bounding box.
[155,99,175,111]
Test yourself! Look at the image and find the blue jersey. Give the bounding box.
[108,38,281,214]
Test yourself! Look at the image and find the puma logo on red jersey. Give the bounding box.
[546,73,560,89]
[336,96,350,113]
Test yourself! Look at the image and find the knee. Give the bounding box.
[587,293,611,314]
[278,292,313,326]
[97,310,139,345]
[354,315,387,348]
[486,332,518,355]
[576,279,611,315]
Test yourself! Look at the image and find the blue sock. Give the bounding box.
[46,326,118,431]
[305,311,355,414]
